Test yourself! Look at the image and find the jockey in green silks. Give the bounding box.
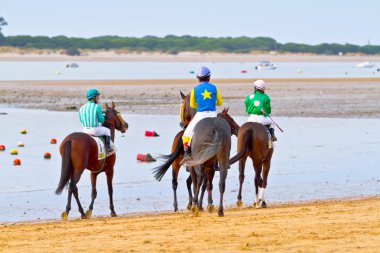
[79,89,113,152]
[245,80,277,141]
[182,66,223,160]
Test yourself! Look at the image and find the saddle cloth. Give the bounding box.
[91,136,116,160]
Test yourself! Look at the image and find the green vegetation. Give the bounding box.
[0,34,378,55]
[0,17,379,55]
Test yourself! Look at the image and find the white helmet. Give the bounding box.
[253,79,266,90]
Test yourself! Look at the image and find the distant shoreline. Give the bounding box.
[1,50,380,62]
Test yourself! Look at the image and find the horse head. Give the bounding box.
[217,107,239,136]
[104,102,128,133]
[179,91,196,129]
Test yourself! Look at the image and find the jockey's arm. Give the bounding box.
[189,88,197,109]
[215,87,223,106]
[263,98,272,115]
[96,105,105,123]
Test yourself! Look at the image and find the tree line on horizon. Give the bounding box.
[0,18,379,55]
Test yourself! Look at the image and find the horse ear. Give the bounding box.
[105,103,109,109]
[226,107,229,113]
[180,91,186,100]
[112,101,115,109]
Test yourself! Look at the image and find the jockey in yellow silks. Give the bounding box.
[182,66,223,160]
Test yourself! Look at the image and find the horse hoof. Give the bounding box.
[85,210,92,219]
[111,212,117,217]
[254,202,259,209]
[81,214,87,219]
[207,204,215,213]
[187,203,192,211]
[174,207,179,212]
[236,200,243,208]
[191,205,199,215]
[199,206,204,212]
[61,211,68,220]
[218,210,224,217]
[259,200,267,208]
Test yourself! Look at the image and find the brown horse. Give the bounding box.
[55,102,128,220]
[152,91,196,212]
[185,107,239,216]
[229,122,274,208]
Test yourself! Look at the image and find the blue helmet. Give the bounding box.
[86,89,100,100]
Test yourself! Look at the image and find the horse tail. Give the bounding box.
[55,140,72,195]
[185,131,222,167]
[152,136,183,181]
[229,128,253,165]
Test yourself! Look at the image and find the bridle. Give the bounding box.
[180,95,192,127]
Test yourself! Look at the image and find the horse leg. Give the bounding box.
[218,162,228,217]
[237,155,247,207]
[253,159,263,208]
[191,166,202,215]
[186,174,193,210]
[172,166,180,212]
[207,168,215,213]
[106,169,117,217]
[86,172,98,218]
[199,174,207,211]
[70,172,86,219]
[259,159,272,208]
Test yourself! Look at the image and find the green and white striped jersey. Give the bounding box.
[79,101,105,127]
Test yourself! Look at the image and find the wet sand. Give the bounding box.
[1,78,380,118]
[0,197,379,252]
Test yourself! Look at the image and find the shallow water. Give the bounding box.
[0,61,379,81]
[0,108,379,222]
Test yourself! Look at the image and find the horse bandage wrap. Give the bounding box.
[180,101,185,125]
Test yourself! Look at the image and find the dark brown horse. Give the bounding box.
[55,102,128,220]
[185,108,239,216]
[229,122,274,208]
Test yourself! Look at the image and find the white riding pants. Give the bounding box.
[183,111,217,144]
[248,114,273,128]
[83,126,111,137]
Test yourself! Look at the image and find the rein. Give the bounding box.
[180,99,191,127]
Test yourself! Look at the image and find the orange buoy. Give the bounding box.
[20,129,27,134]
[17,141,25,147]
[10,149,18,155]
[50,138,57,144]
[136,153,156,162]
[0,145,5,151]
[44,152,51,159]
[13,159,21,165]
[145,131,159,137]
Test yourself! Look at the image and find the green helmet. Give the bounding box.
[86,89,100,100]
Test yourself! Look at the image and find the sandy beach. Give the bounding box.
[0,197,379,252]
[1,77,380,118]
[0,53,379,252]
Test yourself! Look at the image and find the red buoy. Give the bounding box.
[50,138,57,144]
[44,152,51,159]
[136,153,156,162]
[241,70,248,73]
[145,131,159,137]
[13,159,21,165]
[0,145,5,151]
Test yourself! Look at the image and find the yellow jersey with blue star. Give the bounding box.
[190,82,223,112]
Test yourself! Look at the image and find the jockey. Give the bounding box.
[245,80,277,141]
[79,89,113,152]
[182,66,223,160]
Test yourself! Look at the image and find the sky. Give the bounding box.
[1,0,379,45]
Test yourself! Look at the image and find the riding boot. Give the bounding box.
[214,161,220,172]
[269,128,277,142]
[181,146,191,166]
[105,136,113,152]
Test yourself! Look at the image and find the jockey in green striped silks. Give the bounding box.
[79,89,113,152]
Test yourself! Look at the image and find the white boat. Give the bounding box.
[66,63,79,68]
[255,61,277,70]
[356,61,375,68]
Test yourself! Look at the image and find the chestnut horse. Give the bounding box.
[229,122,274,208]
[55,102,128,220]
[152,91,196,211]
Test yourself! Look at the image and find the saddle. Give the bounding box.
[91,136,116,160]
